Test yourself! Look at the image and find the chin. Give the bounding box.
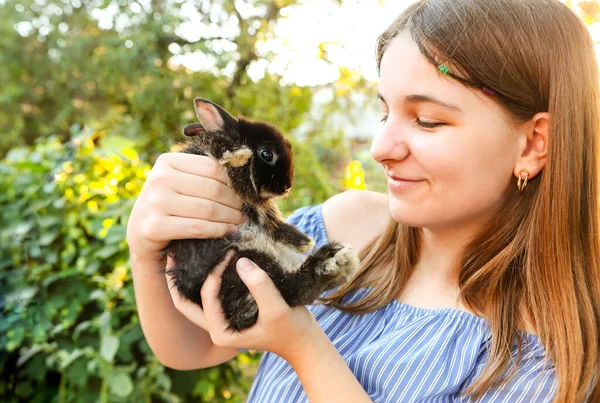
[388,201,424,227]
[390,213,425,228]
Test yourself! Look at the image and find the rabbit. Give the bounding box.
[163,98,360,332]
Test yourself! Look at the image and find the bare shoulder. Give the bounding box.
[322,190,390,252]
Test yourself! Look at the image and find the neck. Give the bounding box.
[399,223,482,313]
[415,226,477,280]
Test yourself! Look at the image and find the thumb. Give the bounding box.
[236,258,285,308]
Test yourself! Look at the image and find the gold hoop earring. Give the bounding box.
[517,169,529,192]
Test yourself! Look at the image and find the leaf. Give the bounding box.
[94,245,120,259]
[52,198,66,209]
[156,372,171,390]
[41,268,79,287]
[98,311,111,335]
[39,231,59,246]
[89,289,105,301]
[15,380,34,397]
[42,181,56,193]
[5,285,38,304]
[100,335,119,362]
[103,225,127,244]
[100,135,136,155]
[25,199,54,215]
[85,260,102,275]
[17,345,44,367]
[73,321,92,340]
[12,161,46,173]
[37,215,61,228]
[193,379,215,400]
[13,221,35,236]
[119,324,143,345]
[6,147,29,163]
[64,356,88,387]
[105,370,134,397]
[60,349,86,369]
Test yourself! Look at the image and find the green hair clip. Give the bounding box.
[417,40,498,98]
[438,64,450,76]
[437,64,495,95]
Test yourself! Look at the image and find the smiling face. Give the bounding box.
[372,31,522,232]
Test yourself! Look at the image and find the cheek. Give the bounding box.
[414,125,515,184]
[402,129,514,224]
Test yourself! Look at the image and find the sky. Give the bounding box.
[11,0,600,87]
[255,0,600,87]
[172,0,418,86]
[247,0,418,86]
[171,0,600,88]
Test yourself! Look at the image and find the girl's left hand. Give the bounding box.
[165,252,321,363]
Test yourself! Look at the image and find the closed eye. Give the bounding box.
[417,119,444,129]
[380,116,445,129]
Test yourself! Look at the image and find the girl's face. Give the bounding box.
[372,31,520,232]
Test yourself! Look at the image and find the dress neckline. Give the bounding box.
[314,203,545,351]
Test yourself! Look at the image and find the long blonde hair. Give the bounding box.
[321,0,600,400]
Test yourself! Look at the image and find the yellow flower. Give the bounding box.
[87,200,99,213]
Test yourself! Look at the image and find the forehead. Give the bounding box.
[378,31,490,111]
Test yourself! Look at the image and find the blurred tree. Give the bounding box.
[0,0,345,159]
[1,1,375,401]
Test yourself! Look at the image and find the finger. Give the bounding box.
[145,215,238,242]
[172,173,243,211]
[235,258,287,315]
[165,264,209,329]
[201,252,237,332]
[159,153,230,187]
[165,193,246,226]
[200,251,235,305]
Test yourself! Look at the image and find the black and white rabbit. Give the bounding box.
[164,98,360,331]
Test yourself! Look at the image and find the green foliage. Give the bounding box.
[0,0,373,396]
[0,128,275,402]
[0,121,338,401]
[0,0,329,159]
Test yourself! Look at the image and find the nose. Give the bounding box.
[370,118,410,164]
[282,181,292,194]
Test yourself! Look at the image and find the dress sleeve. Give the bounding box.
[457,354,557,402]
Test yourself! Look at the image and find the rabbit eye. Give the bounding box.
[260,150,274,162]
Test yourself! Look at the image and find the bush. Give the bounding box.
[0,127,270,402]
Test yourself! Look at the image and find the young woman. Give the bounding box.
[127,0,600,401]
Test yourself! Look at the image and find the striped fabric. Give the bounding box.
[247,204,558,402]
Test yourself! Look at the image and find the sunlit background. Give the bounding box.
[2,0,600,402]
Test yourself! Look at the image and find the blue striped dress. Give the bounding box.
[247,204,558,402]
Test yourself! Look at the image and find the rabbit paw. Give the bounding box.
[318,244,360,284]
[297,237,315,253]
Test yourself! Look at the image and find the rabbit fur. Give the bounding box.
[163,98,359,331]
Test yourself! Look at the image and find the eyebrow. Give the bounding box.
[378,92,464,114]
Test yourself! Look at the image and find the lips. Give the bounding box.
[386,173,422,182]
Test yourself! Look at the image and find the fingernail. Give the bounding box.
[228,225,238,235]
[237,258,254,272]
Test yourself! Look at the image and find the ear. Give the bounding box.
[193,98,237,132]
[513,112,549,180]
[183,123,205,137]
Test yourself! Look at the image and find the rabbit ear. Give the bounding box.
[193,98,237,132]
[182,123,205,137]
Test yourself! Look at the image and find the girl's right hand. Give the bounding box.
[126,152,247,262]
